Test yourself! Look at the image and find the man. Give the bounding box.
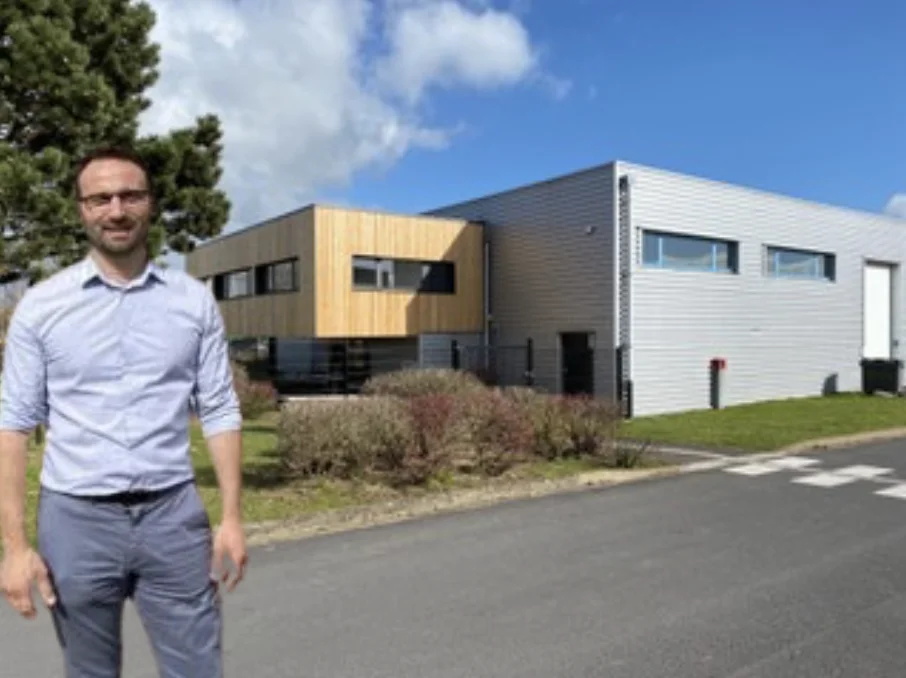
[0,146,247,677]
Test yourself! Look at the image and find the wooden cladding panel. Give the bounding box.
[314,206,484,337]
[217,294,312,338]
[184,208,315,338]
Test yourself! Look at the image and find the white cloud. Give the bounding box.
[375,0,539,105]
[141,0,567,242]
[886,194,906,219]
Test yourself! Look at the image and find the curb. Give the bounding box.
[244,465,683,548]
[775,427,906,454]
[732,427,906,463]
[655,427,906,470]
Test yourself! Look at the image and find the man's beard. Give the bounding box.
[87,218,148,257]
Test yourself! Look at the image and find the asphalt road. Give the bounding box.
[5,440,906,677]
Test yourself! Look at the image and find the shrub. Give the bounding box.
[502,387,572,460]
[231,361,278,419]
[278,397,414,480]
[361,367,487,399]
[240,382,279,419]
[503,389,623,462]
[558,395,622,460]
[460,389,534,476]
[387,394,462,485]
[610,438,651,469]
[277,380,637,489]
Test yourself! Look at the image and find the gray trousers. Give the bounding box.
[37,480,223,678]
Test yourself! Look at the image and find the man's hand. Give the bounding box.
[211,518,247,592]
[0,547,56,618]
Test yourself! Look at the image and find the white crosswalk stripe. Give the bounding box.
[724,456,820,476]
[725,463,783,476]
[875,484,906,500]
[720,456,906,499]
[792,472,860,488]
[832,465,893,479]
[765,457,821,470]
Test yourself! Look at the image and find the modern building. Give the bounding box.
[186,204,486,393]
[185,160,905,417]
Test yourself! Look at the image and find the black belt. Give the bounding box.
[87,481,188,506]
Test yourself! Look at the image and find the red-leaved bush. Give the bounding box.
[387,394,461,485]
[459,389,534,476]
[502,388,622,461]
[277,368,634,488]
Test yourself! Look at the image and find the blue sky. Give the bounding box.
[332,0,906,217]
[144,0,906,253]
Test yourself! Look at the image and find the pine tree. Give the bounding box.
[0,0,230,283]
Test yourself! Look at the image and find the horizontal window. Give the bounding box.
[765,246,835,281]
[641,230,738,273]
[352,256,456,294]
[212,269,252,300]
[210,258,299,300]
[255,258,297,294]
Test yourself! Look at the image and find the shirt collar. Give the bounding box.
[80,255,166,290]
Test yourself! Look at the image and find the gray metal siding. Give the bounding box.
[427,165,617,397]
[619,161,906,416]
[418,333,483,368]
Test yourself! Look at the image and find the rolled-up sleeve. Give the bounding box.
[0,303,47,432]
[194,289,242,438]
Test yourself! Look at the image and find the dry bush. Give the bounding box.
[557,395,623,461]
[278,377,639,489]
[459,388,534,476]
[231,360,278,419]
[384,393,463,486]
[278,397,414,480]
[503,388,626,463]
[502,387,572,461]
[610,438,651,469]
[279,394,463,487]
[360,367,487,399]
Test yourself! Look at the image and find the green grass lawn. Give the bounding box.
[618,393,906,452]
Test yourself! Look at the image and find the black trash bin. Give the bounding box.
[860,358,903,395]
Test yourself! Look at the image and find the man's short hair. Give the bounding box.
[74,145,153,198]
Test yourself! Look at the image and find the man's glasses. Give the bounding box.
[79,190,150,210]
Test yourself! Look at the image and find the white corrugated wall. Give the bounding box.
[620,161,906,416]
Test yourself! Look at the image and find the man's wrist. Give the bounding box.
[1,533,30,554]
[220,507,242,526]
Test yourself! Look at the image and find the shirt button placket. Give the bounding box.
[116,288,133,452]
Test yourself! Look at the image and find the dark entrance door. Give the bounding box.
[560,332,594,395]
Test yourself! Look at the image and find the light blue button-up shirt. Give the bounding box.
[0,256,242,496]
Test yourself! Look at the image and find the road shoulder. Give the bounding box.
[245,465,680,547]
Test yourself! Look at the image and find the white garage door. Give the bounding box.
[863,263,893,360]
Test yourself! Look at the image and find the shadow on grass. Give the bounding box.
[251,446,283,460]
[242,424,279,435]
[195,449,291,490]
[195,465,290,490]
